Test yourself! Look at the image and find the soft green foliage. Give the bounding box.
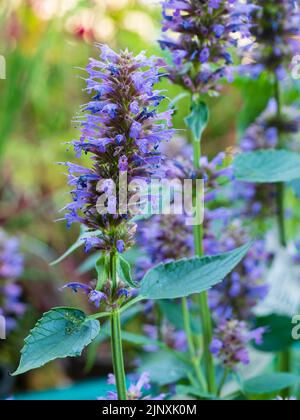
[117,255,138,288]
[253,315,296,353]
[234,150,300,183]
[185,99,209,142]
[140,242,252,299]
[243,373,300,396]
[13,308,100,375]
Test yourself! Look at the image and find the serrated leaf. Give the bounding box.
[117,255,138,288]
[140,242,252,300]
[234,150,300,183]
[13,308,100,375]
[185,99,209,142]
[243,373,300,396]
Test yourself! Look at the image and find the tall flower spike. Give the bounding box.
[160,0,252,94]
[64,45,174,253]
[242,0,300,79]
[0,229,25,332]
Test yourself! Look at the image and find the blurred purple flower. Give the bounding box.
[0,229,25,333]
[211,319,266,370]
[98,373,166,400]
[241,0,300,79]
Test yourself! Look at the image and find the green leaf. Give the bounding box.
[243,373,300,396]
[185,99,209,142]
[95,253,110,291]
[138,351,191,386]
[13,308,100,375]
[50,229,102,266]
[117,255,138,288]
[234,150,300,183]
[140,242,252,300]
[253,315,295,353]
[234,75,273,136]
[158,300,201,334]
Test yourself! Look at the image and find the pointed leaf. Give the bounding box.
[117,255,138,288]
[95,253,110,291]
[234,150,300,183]
[140,242,252,300]
[185,99,209,142]
[13,308,100,375]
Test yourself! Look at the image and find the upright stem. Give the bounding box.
[109,252,127,400]
[181,297,207,391]
[192,124,216,395]
[274,76,291,389]
[274,77,287,248]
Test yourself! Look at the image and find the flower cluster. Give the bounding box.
[98,373,166,400]
[210,320,265,370]
[208,222,270,321]
[0,230,25,332]
[160,0,252,94]
[232,99,300,220]
[242,0,300,79]
[63,45,174,253]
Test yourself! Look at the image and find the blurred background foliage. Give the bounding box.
[1,0,299,398]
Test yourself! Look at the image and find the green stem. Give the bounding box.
[109,252,127,400]
[274,75,291,388]
[192,121,216,395]
[274,77,287,248]
[110,310,127,400]
[182,298,207,392]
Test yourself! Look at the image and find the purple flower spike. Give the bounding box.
[160,0,253,94]
[63,45,174,253]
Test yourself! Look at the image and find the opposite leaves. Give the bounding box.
[13,308,100,376]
